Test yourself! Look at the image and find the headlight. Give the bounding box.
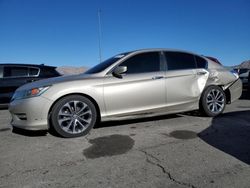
[12,86,50,101]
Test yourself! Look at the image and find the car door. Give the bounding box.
[103,52,166,117]
[164,52,209,111]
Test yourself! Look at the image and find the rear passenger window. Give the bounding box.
[3,66,29,77]
[195,56,207,68]
[29,68,39,76]
[120,52,160,74]
[165,52,196,70]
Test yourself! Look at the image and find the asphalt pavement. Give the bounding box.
[0,92,250,188]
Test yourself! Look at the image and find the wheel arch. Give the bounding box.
[199,84,228,109]
[199,84,227,117]
[223,88,231,104]
[214,85,231,104]
[201,84,231,104]
[47,93,101,125]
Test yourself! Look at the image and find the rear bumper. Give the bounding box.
[228,79,242,103]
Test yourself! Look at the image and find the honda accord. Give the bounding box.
[9,49,242,137]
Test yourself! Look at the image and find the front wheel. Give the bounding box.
[199,85,226,117]
[50,95,97,138]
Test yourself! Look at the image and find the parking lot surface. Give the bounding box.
[0,92,250,188]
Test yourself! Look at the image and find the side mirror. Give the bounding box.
[112,66,127,78]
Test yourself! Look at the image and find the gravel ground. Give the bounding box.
[0,92,250,188]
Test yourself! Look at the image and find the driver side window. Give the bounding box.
[120,52,160,74]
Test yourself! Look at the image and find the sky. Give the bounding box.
[0,0,249,67]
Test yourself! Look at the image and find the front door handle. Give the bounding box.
[152,76,164,80]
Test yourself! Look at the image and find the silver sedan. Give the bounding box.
[9,49,242,137]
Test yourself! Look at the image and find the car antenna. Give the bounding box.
[97,9,103,64]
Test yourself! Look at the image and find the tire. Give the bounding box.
[199,85,226,117]
[50,95,97,138]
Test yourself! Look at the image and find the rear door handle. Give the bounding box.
[152,76,164,80]
[197,71,207,75]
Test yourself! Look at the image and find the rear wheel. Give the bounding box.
[51,95,97,138]
[199,85,226,117]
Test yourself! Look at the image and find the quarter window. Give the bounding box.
[29,68,39,76]
[195,56,207,68]
[120,52,160,74]
[165,52,196,70]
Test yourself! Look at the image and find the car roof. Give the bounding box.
[124,48,207,59]
[127,48,197,54]
[120,48,209,63]
[0,63,57,69]
[204,56,222,65]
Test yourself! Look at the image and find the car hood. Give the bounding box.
[17,74,97,91]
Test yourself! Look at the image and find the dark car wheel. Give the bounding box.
[199,85,226,117]
[51,95,97,138]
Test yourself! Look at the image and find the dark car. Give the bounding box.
[0,64,60,107]
[234,68,250,89]
[248,71,250,92]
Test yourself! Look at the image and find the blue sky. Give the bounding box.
[0,0,249,67]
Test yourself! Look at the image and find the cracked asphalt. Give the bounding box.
[0,92,250,188]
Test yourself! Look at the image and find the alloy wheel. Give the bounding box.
[206,89,225,113]
[57,100,92,134]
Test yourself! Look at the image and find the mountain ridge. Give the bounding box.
[234,60,250,69]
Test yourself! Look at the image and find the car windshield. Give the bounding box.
[85,53,130,74]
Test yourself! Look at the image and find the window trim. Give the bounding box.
[2,66,40,78]
[28,67,40,77]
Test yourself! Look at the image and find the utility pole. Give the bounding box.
[98,9,102,63]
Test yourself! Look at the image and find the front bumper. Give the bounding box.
[8,96,54,130]
[228,79,242,103]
